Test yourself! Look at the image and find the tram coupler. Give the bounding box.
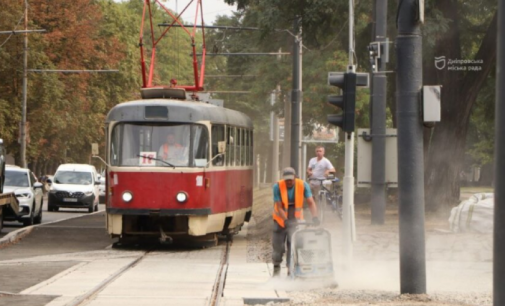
[159,226,173,245]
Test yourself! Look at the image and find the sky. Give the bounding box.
[164,0,237,24]
[114,1,238,24]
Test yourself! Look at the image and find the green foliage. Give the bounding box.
[0,0,497,186]
[467,72,495,166]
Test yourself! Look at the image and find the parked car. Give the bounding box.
[47,164,100,213]
[3,165,44,226]
[98,175,106,204]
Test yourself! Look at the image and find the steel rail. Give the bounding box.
[66,251,150,306]
[209,241,231,306]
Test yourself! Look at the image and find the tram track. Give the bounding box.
[209,240,231,306]
[66,250,151,306]
[66,239,232,306]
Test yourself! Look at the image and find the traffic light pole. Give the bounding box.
[396,0,427,294]
[494,1,505,305]
[370,0,388,225]
[341,0,357,265]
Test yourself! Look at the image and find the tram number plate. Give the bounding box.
[63,198,78,202]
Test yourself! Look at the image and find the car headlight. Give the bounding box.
[176,191,188,203]
[16,193,32,199]
[84,191,94,196]
[122,191,133,203]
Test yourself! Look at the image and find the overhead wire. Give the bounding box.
[0,15,24,49]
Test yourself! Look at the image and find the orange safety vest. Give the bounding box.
[162,143,182,159]
[272,178,305,228]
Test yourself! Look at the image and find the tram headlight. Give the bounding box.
[176,191,188,203]
[122,191,133,203]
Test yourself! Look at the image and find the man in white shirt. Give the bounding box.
[307,146,336,199]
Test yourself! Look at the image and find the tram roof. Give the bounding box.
[106,99,253,128]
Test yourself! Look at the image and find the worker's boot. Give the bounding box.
[273,265,280,277]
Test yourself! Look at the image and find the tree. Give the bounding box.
[422,0,497,211]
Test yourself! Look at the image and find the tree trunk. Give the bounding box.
[423,2,497,211]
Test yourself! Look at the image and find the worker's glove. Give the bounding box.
[312,217,320,227]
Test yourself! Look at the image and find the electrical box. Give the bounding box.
[423,85,441,122]
[357,129,398,188]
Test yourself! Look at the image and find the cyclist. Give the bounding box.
[307,146,336,198]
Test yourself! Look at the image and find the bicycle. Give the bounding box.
[309,176,343,223]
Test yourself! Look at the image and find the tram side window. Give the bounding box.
[110,125,122,166]
[192,125,209,167]
[211,125,225,166]
[236,128,242,166]
[244,129,249,166]
[242,130,249,166]
[249,130,253,166]
[226,126,235,166]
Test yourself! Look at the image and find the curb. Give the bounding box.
[0,209,104,249]
[0,226,34,249]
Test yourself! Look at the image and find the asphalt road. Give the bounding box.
[0,195,105,238]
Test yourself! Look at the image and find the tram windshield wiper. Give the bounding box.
[136,154,175,168]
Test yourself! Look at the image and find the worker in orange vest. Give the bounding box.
[272,167,319,277]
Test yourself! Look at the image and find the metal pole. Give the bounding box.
[371,0,388,224]
[302,143,307,181]
[348,0,354,66]
[283,94,291,169]
[271,87,280,183]
[396,0,426,294]
[20,0,28,168]
[494,1,505,305]
[290,18,302,174]
[342,0,357,266]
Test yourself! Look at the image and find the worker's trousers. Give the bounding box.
[272,219,298,268]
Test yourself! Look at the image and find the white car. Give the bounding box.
[3,165,44,226]
[47,164,100,213]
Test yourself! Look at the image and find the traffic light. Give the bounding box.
[327,72,357,133]
[327,72,369,133]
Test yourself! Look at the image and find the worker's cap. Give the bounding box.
[282,167,296,180]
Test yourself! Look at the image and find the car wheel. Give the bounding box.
[94,204,98,212]
[88,203,94,213]
[0,212,3,232]
[34,199,43,224]
[23,210,34,227]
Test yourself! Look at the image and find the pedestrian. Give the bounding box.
[272,167,319,277]
[307,146,336,201]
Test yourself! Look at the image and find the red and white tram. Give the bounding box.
[104,89,253,245]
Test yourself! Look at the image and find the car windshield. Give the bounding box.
[54,171,93,185]
[4,170,29,187]
[110,123,209,167]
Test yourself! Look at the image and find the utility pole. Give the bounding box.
[271,86,280,183]
[290,18,302,174]
[494,1,505,305]
[21,0,28,168]
[370,0,388,224]
[396,0,426,294]
[282,94,292,169]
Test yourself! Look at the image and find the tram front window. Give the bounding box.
[110,123,209,167]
